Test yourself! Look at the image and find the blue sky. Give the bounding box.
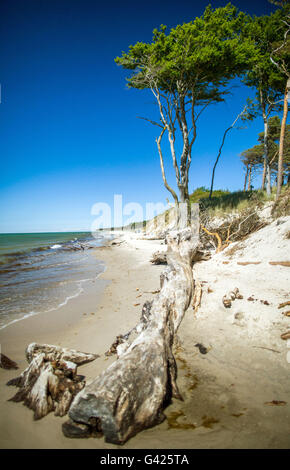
[0,0,281,232]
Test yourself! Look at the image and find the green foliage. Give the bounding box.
[243,8,288,111]
[240,144,264,167]
[258,115,281,143]
[116,3,256,99]
[189,186,230,203]
[241,116,290,173]
[198,189,274,217]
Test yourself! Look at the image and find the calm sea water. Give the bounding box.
[0,231,112,329]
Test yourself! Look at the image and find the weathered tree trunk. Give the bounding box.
[7,343,98,420]
[178,183,187,204]
[63,228,201,445]
[276,78,290,200]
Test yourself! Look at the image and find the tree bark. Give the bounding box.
[63,228,201,445]
[276,78,290,200]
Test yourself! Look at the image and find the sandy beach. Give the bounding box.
[0,233,166,449]
[0,221,290,449]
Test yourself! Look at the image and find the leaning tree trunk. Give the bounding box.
[276,78,290,200]
[63,227,201,445]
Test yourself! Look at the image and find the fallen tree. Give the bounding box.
[63,228,201,444]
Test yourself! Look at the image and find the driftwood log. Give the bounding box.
[7,343,98,420]
[63,228,201,444]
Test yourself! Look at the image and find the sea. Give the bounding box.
[0,231,113,330]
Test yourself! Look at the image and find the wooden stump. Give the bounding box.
[7,343,99,420]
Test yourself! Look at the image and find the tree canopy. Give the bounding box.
[115,3,257,203]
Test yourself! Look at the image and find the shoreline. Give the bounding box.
[0,233,166,449]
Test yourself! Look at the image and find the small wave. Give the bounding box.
[0,286,84,331]
[51,244,62,249]
[0,268,106,330]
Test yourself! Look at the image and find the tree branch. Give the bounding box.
[156,127,179,204]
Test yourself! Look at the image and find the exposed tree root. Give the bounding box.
[7,343,98,420]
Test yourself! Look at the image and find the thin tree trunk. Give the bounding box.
[244,165,249,192]
[263,117,271,196]
[276,78,290,200]
[247,164,252,191]
[209,106,247,199]
[261,159,266,190]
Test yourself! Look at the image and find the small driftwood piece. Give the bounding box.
[0,353,18,370]
[63,228,201,444]
[278,301,290,309]
[150,251,167,265]
[269,261,290,267]
[237,261,261,266]
[192,279,202,313]
[222,287,243,308]
[7,343,98,420]
[111,240,125,246]
[281,331,290,341]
